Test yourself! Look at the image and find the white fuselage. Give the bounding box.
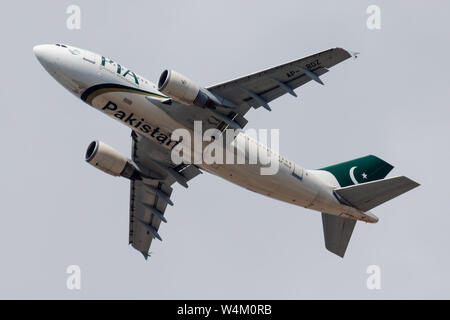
[34,44,376,223]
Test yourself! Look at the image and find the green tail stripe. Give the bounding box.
[320,155,394,187]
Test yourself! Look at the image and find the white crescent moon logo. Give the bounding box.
[349,166,359,184]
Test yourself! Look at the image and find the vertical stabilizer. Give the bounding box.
[320,155,394,187]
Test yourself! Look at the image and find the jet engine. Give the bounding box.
[158,69,217,108]
[85,141,140,179]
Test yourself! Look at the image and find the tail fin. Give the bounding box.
[320,156,419,258]
[320,155,394,187]
[322,175,420,258]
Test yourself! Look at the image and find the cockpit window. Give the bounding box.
[55,44,68,48]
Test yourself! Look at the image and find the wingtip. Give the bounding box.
[350,51,360,59]
[336,48,360,59]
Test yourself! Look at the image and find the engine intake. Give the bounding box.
[85,141,140,179]
[158,69,215,108]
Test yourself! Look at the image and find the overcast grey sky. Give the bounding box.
[0,0,449,299]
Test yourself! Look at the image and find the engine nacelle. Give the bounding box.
[85,141,139,179]
[158,69,212,107]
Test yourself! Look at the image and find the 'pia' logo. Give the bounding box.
[101,56,140,85]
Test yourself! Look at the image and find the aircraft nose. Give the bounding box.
[33,44,54,66]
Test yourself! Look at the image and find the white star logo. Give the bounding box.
[362,172,368,179]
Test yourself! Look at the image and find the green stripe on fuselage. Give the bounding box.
[81,83,168,104]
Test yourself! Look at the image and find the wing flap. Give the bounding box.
[129,179,173,257]
[241,67,330,110]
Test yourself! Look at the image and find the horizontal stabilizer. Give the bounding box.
[334,176,420,212]
[322,213,356,258]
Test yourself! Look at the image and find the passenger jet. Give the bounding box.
[34,44,419,259]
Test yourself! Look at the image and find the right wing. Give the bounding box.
[129,131,202,259]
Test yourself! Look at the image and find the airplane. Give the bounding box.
[34,43,419,259]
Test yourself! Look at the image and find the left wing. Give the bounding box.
[129,131,202,259]
[206,48,354,129]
